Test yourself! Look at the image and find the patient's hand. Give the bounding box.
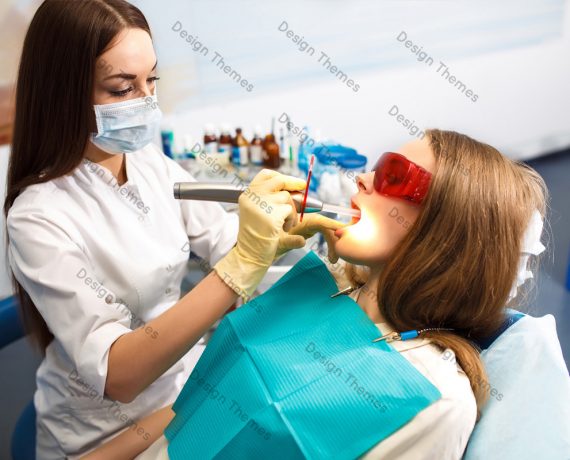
[275,214,347,263]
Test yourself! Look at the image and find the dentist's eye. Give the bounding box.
[108,76,159,98]
[110,87,133,97]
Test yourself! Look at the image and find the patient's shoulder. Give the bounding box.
[402,342,476,405]
[360,340,477,459]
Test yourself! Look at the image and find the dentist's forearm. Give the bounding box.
[105,269,238,403]
[80,404,174,460]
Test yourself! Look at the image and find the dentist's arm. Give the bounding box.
[80,405,174,460]
[105,170,306,403]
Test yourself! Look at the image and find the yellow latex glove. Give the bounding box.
[275,214,349,264]
[213,169,306,300]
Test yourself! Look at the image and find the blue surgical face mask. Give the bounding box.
[90,93,162,154]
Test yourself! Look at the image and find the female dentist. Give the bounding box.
[3,1,343,458]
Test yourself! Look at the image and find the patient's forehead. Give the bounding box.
[396,138,436,174]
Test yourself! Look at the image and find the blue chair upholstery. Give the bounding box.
[0,295,36,460]
[0,295,25,349]
[11,401,36,460]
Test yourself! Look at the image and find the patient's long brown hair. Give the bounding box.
[4,0,151,353]
[344,129,548,420]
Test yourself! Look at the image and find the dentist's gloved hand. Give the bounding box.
[275,214,348,264]
[213,169,306,299]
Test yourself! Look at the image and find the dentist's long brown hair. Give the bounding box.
[3,0,151,353]
[344,129,548,420]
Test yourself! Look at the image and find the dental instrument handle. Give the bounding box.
[173,182,324,213]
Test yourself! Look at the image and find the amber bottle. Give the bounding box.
[263,133,280,169]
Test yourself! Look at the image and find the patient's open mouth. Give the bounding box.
[350,199,361,225]
[335,199,362,237]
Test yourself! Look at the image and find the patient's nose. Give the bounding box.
[356,172,375,194]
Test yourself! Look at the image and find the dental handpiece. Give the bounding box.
[173,182,361,218]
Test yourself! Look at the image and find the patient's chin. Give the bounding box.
[337,253,368,266]
[334,234,389,267]
[334,239,371,266]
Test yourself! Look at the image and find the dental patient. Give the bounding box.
[93,129,547,459]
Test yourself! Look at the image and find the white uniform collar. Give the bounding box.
[80,155,138,190]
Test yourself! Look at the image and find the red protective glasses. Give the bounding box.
[372,152,432,205]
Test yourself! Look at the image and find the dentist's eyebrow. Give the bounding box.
[103,60,158,81]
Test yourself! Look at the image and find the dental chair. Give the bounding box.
[0,295,35,460]
[463,309,570,459]
[1,295,568,460]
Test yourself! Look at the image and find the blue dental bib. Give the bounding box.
[165,251,441,459]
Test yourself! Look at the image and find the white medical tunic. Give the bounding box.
[6,142,239,459]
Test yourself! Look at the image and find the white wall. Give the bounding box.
[138,0,570,162]
[164,31,570,162]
